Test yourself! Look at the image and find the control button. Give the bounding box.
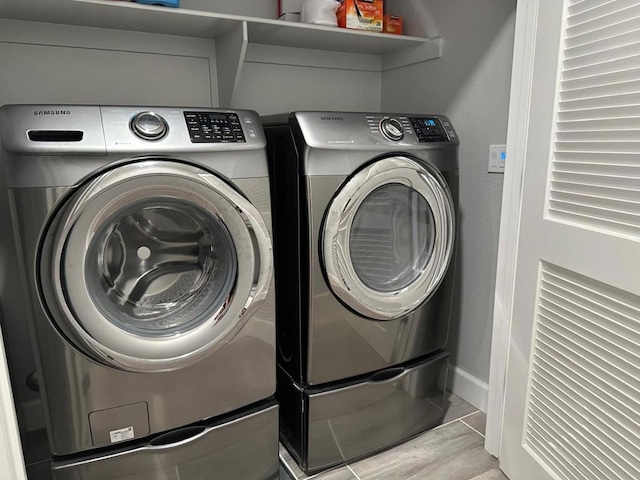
[131,111,168,140]
[380,117,404,141]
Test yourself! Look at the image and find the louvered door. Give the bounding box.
[500,1,640,479]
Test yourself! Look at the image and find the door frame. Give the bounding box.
[485,0,541,458]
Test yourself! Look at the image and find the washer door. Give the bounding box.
[40,160,272,372]
[322,156,455,320]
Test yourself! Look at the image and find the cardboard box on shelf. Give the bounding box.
[337,0,383,32]
[383,14,403,35]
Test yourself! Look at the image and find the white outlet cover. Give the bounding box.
[489,144,506,174]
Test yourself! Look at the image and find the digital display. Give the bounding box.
[424,119,437,126]
[208,114,228,121]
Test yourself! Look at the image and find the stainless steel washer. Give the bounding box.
[0,105,278,480]
[265,111,459,473]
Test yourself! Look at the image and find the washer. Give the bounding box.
[264,111,459,473]
[0,105,278,480]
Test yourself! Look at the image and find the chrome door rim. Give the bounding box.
[322,156,455,320]
[42,160,272,372]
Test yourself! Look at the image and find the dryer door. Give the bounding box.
[322,156,455,320]
[40,160,272,372]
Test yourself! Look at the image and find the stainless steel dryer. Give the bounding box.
[265,112,459,473]
[0,105,278,480]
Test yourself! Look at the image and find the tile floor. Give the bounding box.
[23,393,507,480]
[279,392,508,480]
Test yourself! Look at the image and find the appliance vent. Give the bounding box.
[525,263,640,480]
[549,0,640,237]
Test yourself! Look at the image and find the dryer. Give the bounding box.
[265,112,459,473]
[0,105,278,480]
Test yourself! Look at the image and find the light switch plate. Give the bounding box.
[488,144,506,174]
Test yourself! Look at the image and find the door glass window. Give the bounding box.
[349,184,435,292]
[81,199,237,337]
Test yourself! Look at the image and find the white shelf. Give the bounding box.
[0,0,442,105]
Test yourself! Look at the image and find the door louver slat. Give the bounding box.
[549,0,640,236]
[553,160,640,175]
[565,16,640,49]
[533,354,640,442]
[532,375,640,456]
[530,393,634,479]
[561,81,640,102]
[568,0,616,17]
[566,5,640,38]
[568,0,639,27]
[557,118,640,131]
[525,263,640,480]
[550,180,639,201]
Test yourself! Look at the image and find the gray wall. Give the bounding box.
[382,0,517,384]
[235,59,380,115]
[182,0,277,18]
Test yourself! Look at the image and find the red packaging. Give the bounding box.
[337,0,383,32]
[383,14,403,35]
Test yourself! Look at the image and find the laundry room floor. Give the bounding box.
[279,392,508,480]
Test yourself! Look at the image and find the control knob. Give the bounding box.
[380,117,404,141]
[131,111,168,140]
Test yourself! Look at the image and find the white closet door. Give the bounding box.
[0,323,26,480]
[501,1,640,479]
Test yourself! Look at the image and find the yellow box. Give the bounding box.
[337,0,383,32]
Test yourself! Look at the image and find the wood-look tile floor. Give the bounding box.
[279,392,508,480]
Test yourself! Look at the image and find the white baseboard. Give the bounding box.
[20,399,45,433]
[447,364,489,413]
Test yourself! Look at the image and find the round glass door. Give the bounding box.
[349,184,436,292]
[322,156,455,320]
[85,199,237,337]
[40,160,272,372]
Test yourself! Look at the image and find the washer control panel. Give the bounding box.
[184,111,246,143]
[410,117,449,143]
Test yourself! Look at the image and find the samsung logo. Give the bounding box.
[320,116,344,121]
[33,110,71,116]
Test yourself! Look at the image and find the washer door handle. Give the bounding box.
[150,426,206,446]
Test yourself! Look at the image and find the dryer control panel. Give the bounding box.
[409,117,450,143]
[184,111,246,143]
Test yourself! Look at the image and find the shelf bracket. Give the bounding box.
[215,20,248,108]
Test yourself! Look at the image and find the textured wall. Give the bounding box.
[382,0,517,384]
[234,61,381,115]
[182,0,277,18]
